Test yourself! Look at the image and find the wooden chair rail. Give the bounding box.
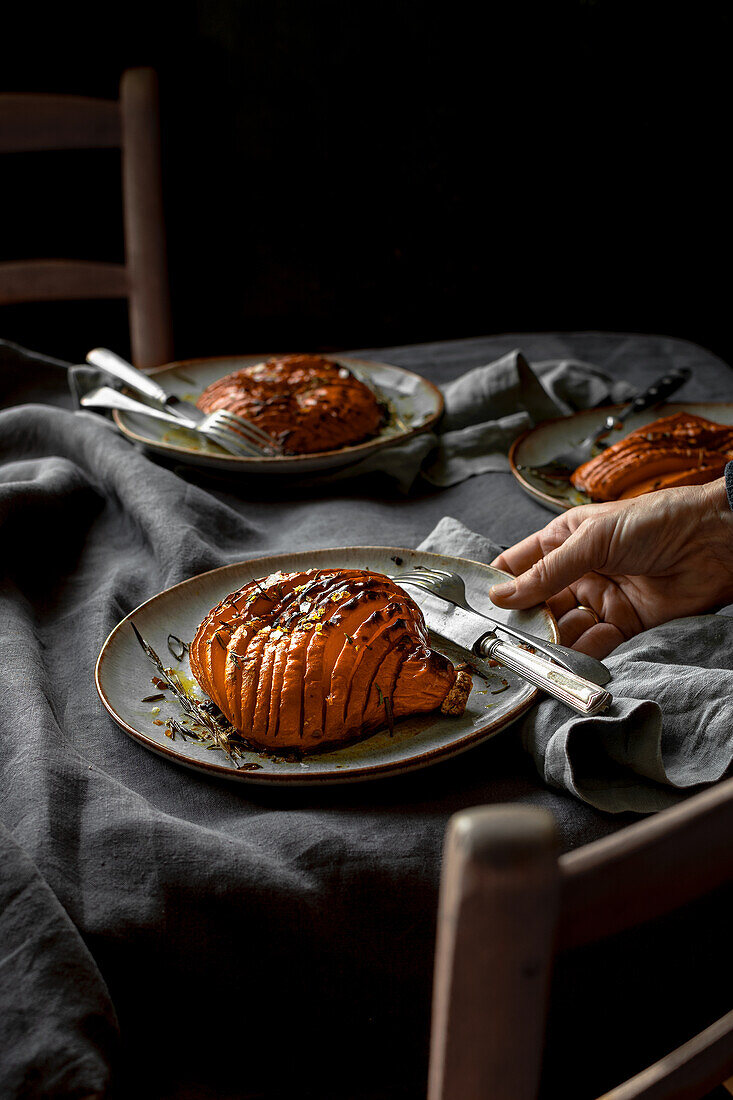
[0,260,128,305]
[0,70,173,369]
[119,69,172,369]
[429,783,733,1100]
[559,776,733,950]
[598,1009,733,1100]
[0,94,121,152]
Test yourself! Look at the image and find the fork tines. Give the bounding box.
[396,567,450,581]
[207,409,283,456]
[203,424,264,458]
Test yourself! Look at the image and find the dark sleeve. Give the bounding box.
[726,462,733,511]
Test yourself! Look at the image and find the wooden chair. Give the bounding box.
[429,778,733,1099]
[0,68,173,369]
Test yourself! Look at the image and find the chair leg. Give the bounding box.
[428,805,560,1100]
[120,67,174,370]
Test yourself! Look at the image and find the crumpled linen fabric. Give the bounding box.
[2,332,733,1099]
[421,351,635,486]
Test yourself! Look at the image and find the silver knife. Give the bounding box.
[86,347,206,425]
[411,586,612,716]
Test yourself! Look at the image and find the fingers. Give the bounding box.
[570,621,626,659]
[491,522,570,579]
[557,606,601,646]
[546,588,579,620]
[556,599,626,657]
[490,524,605,609]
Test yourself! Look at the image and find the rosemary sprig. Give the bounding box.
[130,622,241,768]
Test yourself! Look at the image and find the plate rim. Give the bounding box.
[95,546,559,785]
[509,400,733,512]
[112,354,444,467]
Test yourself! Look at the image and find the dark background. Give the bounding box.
[1,0,731,367]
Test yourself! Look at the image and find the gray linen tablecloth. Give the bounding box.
[1,333,733,1100]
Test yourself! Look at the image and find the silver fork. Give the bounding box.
[393,565,611,686]
[192,407,280,457]
[80,385,267,458]
[86,347,282,457]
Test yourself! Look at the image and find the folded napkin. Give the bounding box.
[418,515,733,814]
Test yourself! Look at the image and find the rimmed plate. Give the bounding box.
[112,355,443,475]
[95,547,558,785]
[509,401,733,513]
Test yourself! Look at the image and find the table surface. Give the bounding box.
[1,331,732,1100]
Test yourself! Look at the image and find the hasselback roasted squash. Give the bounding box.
[197,354,384,454]
[189,568,471,752]
[571,412,733,501]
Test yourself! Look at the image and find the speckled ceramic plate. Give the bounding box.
[95,547,558,785]
[509,401,733,513]
[111,355,443,475]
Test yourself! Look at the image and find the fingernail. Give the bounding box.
[490,581,515,598]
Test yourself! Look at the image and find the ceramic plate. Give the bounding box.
[95,547,558,785]
[112,355,443,475]
[509,401,733,513]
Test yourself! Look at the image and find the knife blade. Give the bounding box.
[410,587,612,716]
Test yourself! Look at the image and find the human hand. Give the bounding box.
[489,479,733,658]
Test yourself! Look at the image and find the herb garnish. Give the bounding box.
[167,634,189,662]
[130,622,241,768]
[250,577,275,601]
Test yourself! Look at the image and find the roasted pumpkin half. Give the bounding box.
[189,568,471,753]
[571,412,733,502]
[197,354,384,455]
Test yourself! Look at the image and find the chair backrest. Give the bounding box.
[429,777,733,1100]
[0,68,173,369]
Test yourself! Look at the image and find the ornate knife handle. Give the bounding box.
[477,634,612,716]
[86,347,170,406]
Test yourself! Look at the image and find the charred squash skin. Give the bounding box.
[189,569,468,752]
[196,354,384,455]
[571,413,733,502]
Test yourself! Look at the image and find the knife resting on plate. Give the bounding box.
[406,586,612,716]
[86,346,207,424]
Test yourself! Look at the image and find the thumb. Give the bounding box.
[489,526,598,608]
